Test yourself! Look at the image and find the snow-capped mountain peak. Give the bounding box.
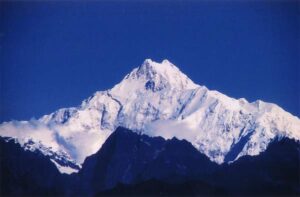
[120,59,198,91]
[0,59,299,174]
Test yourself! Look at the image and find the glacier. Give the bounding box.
[0,59,299,174]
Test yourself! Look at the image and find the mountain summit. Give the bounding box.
[0,59,299,173]
[124,59,198,90]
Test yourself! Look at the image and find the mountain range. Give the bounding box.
[1,127,299,196]
[0,59,299,196]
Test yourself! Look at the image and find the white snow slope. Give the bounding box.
[0,59,299,174]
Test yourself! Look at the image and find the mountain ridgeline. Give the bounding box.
[1,127,299,196]
[1,59,299,174]
[0,59,299,196]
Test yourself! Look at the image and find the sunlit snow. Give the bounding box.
[0,59,299,173]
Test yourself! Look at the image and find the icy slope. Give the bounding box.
[0,59,299,173]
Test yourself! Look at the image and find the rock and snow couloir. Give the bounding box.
[0,59,299,174]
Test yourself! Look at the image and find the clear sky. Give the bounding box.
[1,1,299,122]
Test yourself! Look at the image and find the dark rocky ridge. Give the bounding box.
[1,127,299,196]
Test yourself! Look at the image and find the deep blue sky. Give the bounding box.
[1,1,299,122]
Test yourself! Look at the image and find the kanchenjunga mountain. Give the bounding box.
[0,59,299,195]
[1,59,299,173]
